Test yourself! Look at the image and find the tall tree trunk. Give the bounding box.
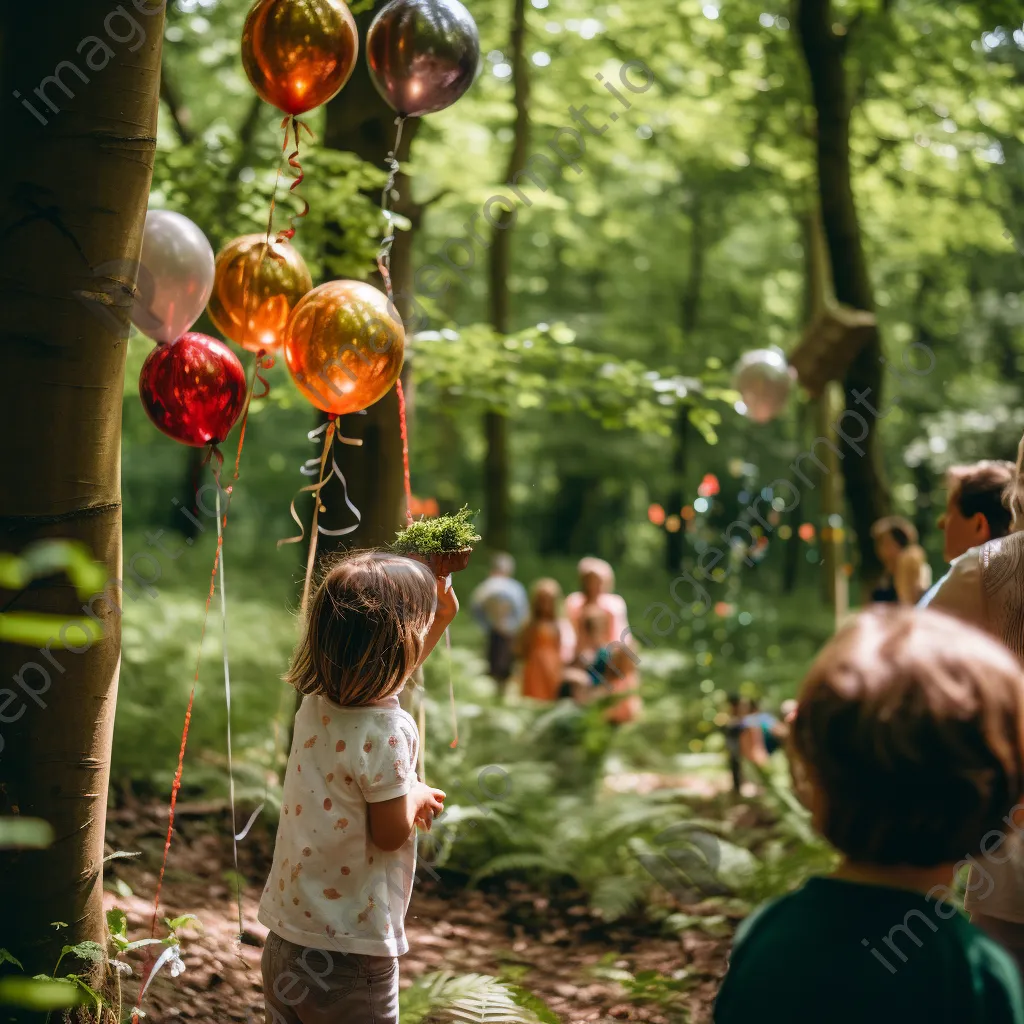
[666,194,705,573]
[796,0,890,589]
[318,1,422,549]
[484,0,530,552]
[0,1,163,976]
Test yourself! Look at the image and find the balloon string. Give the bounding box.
[276,116,314,244]
[214,483,244,939]
[444,616,458,749]
[396,379,413,524]
[301,420,335,613]
[234,350,275,480]
[376,115,406,305]
[143,447,230,1009]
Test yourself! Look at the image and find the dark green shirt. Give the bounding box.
[715,877,1024,1024]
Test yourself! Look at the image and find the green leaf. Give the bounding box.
[0,613,102,649]
[0,817,53,850]
[0,977,82,1011]
[103,850,142,864]
[61,941,106,965]
[164,914,202,934]
[123,939,166,953]
[0,949,23,971]
[507,985,561,1024]
[106,908,128,941]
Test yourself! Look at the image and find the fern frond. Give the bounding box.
[589,874,651,921]
[467,852,572,888]
[401,973,552,1024]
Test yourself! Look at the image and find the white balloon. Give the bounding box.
[732,348,793,423]
[132,209,215,343]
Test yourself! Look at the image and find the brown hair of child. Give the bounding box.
[286,550,437,706]
[789,606,1024,866]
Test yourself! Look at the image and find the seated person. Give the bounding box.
[559,606,640,721]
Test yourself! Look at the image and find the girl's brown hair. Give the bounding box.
[790,606,1024,865]
[286,550,437,706]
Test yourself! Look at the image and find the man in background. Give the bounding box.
[470,553,528,693]
[919,459,1014,607]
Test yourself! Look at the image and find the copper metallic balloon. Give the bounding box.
[732,348,794,424]
[285,281,405,416]
[208,234,312,353]
[366,0,480,117]
[241,0,358,116]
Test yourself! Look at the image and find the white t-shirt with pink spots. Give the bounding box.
[257,693,419,956]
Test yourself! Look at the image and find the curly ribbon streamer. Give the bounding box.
[376,115,406,303]
[277,420,364,611]
[395,379,413,524]
[277,116,315,243]
[131,944,182,1022]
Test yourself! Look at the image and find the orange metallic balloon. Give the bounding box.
[241,0,358,116]
[208,234,312,353]
[285,281,405,416]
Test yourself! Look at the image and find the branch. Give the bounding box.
[159,62,193,146]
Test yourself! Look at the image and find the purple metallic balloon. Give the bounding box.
[366,0,480,117]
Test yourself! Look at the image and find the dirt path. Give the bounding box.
[105,802,732,1024]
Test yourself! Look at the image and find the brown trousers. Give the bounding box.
[262,930,399,1024]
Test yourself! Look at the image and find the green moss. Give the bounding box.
[392,505,481,554]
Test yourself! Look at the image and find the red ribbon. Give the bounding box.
[396,379,413,524]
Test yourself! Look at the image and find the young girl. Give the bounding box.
[519,578,574,701]
[259,551,457,1024]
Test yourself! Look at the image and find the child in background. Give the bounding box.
[519,578,574,701]
[715,607,1024,1024]
[259,551,456,1024]
[566,605,641,723]
[723,695,750,794]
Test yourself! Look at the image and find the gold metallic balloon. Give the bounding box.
[285,281,405,415]
[208,235,312,353]
[241,0,359,116]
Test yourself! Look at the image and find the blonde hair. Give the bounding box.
[577,556,614,590]
[286,550,436,706]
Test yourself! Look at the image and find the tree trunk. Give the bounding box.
[318,1,423,549]
[484,0,530,552]
[666,194,705,573]
[0,1,163,977]
[796,0,890,588]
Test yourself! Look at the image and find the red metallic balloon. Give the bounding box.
[241,0,359,116]
[139,333,248,447]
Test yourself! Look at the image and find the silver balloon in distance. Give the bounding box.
[366,0,480,117]
[732,348,794,423]
[132,210,215,343]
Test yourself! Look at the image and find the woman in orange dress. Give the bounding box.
[519,578,575,701]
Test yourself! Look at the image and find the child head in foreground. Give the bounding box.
[259,551,456,1024]
[715,606,1024,1024]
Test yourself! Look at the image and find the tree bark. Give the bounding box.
[796,0,891,588]
[666,194,705,573]
[484,0,530,552]
[318,1,422,549]
[0,1,163,977]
